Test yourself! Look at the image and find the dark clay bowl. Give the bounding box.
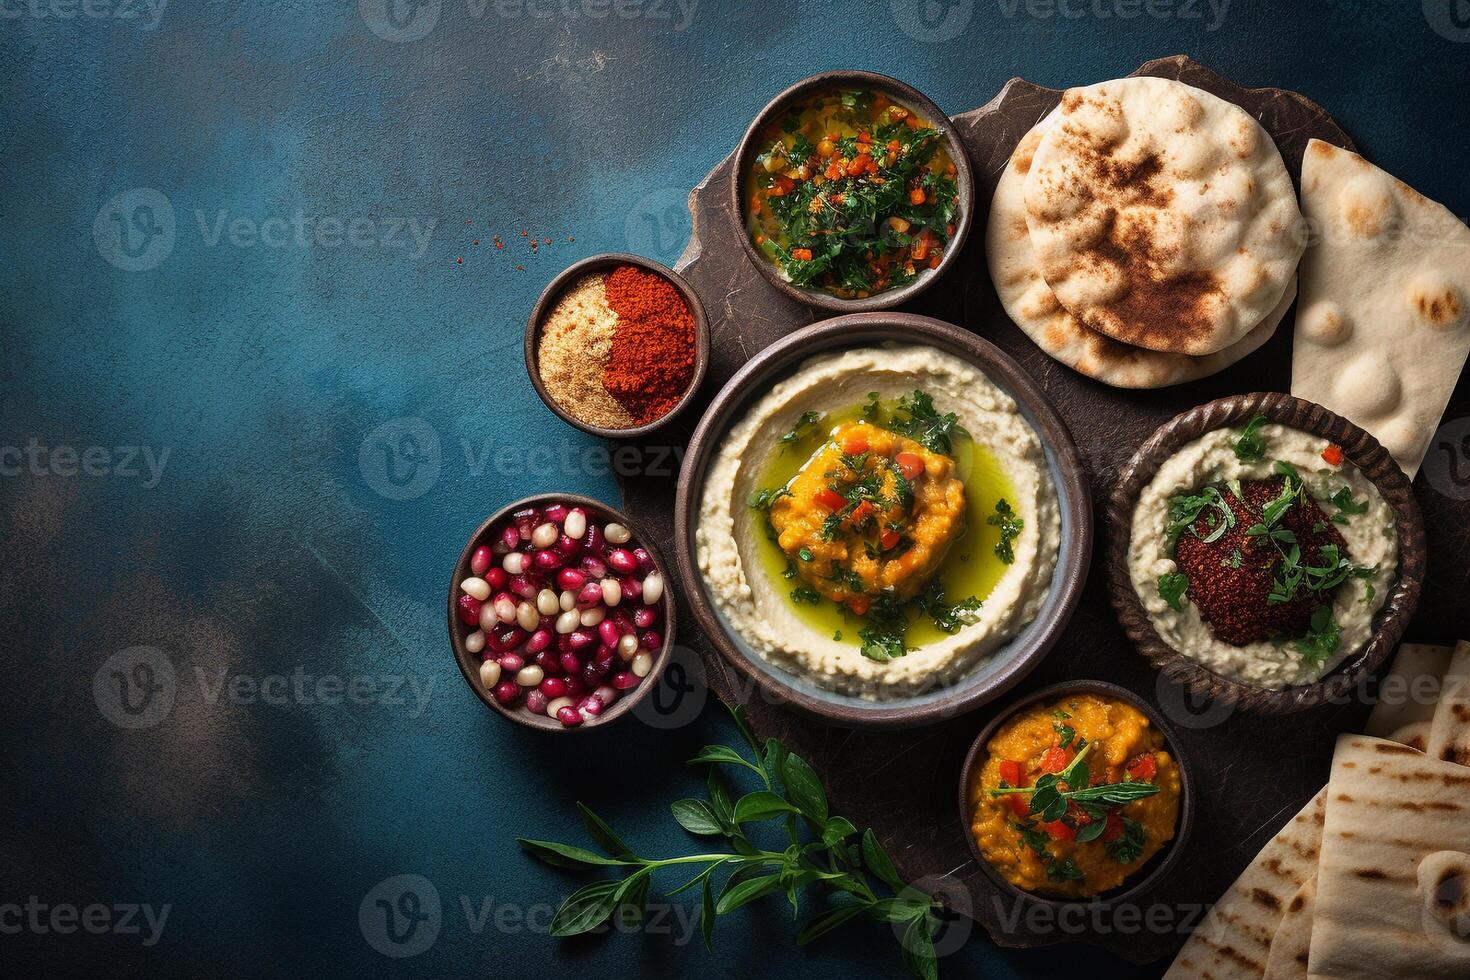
[1105,392,1426,715]
[525,253,710,439]
[729,70,975,314]
[673,313,1091,730]
[957,680,1195,910]
[449,492,676,732]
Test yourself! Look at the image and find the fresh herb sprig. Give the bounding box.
[988,744,1162,822]
[518,705,943,979]
[890,390,967,454]
[986,498,1023,564]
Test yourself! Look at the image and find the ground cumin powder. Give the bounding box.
[536,273,637,429]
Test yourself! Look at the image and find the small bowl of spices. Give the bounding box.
[527,253,709,437]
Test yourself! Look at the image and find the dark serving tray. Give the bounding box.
[609,55,1470,963]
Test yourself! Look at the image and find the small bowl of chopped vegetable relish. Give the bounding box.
[958,680,1194,907]
[731,71,975,312]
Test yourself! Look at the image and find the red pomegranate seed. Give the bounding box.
[612,671,639,690]
[555,533,581,558]
[640,630,662,651]
[525,690,549,714]
[497,526,521,553]
[543,503,569,524]
[563,674,586,697]
[470,546,492,576]
[526,629,553,654]
[575,581,604,608]
[594,649,616,674]
[558,652,582,675]
[610,608,635,633]
[485,567,508,590]
[620,576,642,602]
[581,664,603,688]
[557,567,587,591]
[633,607,657,629]
[556,706,582,727]
[597,619,621,649]
[567,629,596,650]
[532,549,563,572]
[539,676,568,698]
[593,684,617,706]
[494,626,528,652]
[578,695,604,718]
[497,652,525,673]
[580,555,608,579]
[534,649,558,672]
[585,524,605,554]
[457,594,482,626]
[607,548,637,574]
[632,548,654,572]
[492,680,521,705]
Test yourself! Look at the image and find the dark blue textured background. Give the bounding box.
[4,1,1468,976]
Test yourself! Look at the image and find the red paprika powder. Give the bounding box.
[602,265,696,425]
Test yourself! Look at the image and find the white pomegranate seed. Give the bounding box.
[545,696,574,717]
[495,596,518,624]
[631,651,653,678]
[536,589,559,616]
[617,633,639,660]
[642,573,664,605]
[460,577,491,601]
[479,660,502,688]
[478,603,499,632]
[465,630,486,654]
[564,508,587,539]
[502,552,527,575]
[516,665,545,687]
[604,522,631,544]
[516,602,539,632]
[559,589,577,612]
[555,610,580,634]
[580,606,605,627]
[531,522,559,549]
[600,578,622,607]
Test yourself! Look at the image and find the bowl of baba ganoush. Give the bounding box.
[674,314,1091,729]
[1107,392,1425,714]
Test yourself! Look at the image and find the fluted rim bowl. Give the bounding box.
[1104,392,1425,715]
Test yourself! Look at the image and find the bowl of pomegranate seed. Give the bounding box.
[449,493,675,731]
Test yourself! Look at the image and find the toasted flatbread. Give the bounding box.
[1291,140,1470,476]
[1164,790,1325,980]
[1263,877,1316,980]
[1427,641,1470,766]
[1306,735,1470,978]
[1022,77,1303,355]
[1167,643,1450,979]
[987,107,1290,388]
[1364,643,1456,739]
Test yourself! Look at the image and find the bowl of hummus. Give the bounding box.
[959,681,1192,905]
[1107,393,1425,713]
[675,314,1090,728]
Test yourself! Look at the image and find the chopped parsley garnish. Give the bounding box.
[1233,414,1269,461]
[1167,485,1236,543]
[1295,606,1341,668]
[987,498,1024,564]
[1106,817,1148,865]
[889,389,966,454]
[914,579,983,635]
[779,411,824,452]
[1053,722,1076,749]
[1328,486,1369,523]
[1157,572,1189,611]
[798,547,814,562]
[789,585,822,605]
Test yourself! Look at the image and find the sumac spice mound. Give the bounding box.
[1175,477,1347,645]
[602,266,696,425]
[536,264,695,429]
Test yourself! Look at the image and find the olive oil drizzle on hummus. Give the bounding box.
[749,391,1015,661]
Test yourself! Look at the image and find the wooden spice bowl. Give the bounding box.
[956,680,1196,911]
[525,252,710,439]
[449,492,677,733]
[1105,393,1426,715]
[729,70,976,314]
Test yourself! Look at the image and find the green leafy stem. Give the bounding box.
[517,703,945,980]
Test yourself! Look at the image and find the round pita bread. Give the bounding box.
[987,109,1292,388]
[1021,77,1304,355]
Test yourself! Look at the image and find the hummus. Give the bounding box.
[969,693,1181,899]
[696,344,1061,700]
[1129,422,1397,689]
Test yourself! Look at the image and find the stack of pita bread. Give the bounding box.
[986,77,1303,388]
[1165,640,1470,979]
[1291,140,1470,477]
